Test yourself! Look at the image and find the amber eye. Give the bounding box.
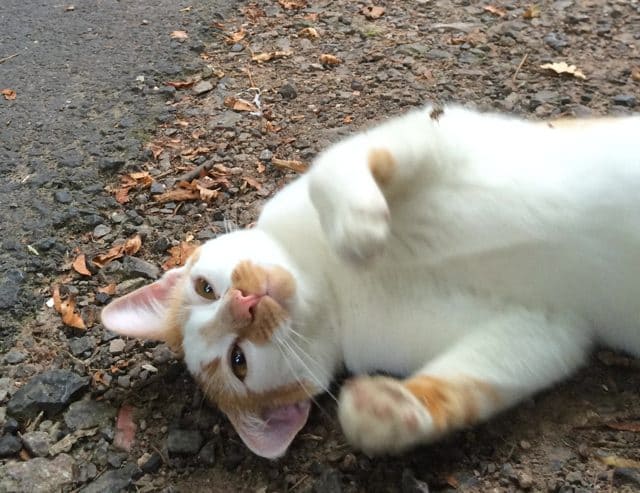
[194,277,218,300]
[230,343,247,381]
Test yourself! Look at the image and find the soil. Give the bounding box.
[2,0,640,492]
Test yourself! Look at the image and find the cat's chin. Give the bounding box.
[227,400,311,459]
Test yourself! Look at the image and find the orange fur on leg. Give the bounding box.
[368,148,396,186]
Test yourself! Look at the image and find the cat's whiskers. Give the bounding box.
[281,331,335,392]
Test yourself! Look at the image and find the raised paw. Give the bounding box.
[338,376,434,455]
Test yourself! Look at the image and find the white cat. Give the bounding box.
[101,104,640,459]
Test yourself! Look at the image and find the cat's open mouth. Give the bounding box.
[262,399,311,427]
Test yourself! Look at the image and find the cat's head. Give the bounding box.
[101,229,335,459]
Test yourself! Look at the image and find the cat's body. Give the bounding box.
[102,105,640,459]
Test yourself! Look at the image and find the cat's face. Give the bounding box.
[101,230,334,458]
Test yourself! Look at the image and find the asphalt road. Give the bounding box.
[0,0,234,349]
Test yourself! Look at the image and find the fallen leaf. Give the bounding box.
[197,185,218,202]
[271,157,308,173]
[225,27,246,44]
[360,5,385,19]
[152,187,200,204]
[599,455,640,469]
[319,53,341,65]
[166,79,195,89]
[223,96,258,112]
[251,51,292,63]
[343,115,354,124]
[92,370,111,386]
[49,428,97,456]
[278,0,306,8]
[114,404,137,452]
[243,176,262,191]
[632,67,640,82]
[605,421,640,432]
[540,61,586,80]
[257,162,266,173]
[124,234,142,255]
[1,88,17,100]
[52,285,86,330]
[243,5,266,22]
[72,254,92,276]
[483,5,507,17]
[449,30,487,46]
[523,4,540,19]
[298,27,320,39]
[170,30,188,40]
[97,283,117,295]
[162,241,199,270]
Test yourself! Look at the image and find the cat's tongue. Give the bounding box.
[228,400,311,459]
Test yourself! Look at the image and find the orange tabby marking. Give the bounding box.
[403,375,498,431]
[368,148,396,186]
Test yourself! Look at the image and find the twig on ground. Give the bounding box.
[0,53,18,64]
[512,53,528,83]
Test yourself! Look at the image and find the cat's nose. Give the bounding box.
[229,288,262,321]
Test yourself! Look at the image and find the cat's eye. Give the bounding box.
[194,277,218,300]
[230,343,247,381]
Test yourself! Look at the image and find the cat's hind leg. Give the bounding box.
[338,309,592,455]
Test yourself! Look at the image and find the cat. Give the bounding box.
[101,104,640,459]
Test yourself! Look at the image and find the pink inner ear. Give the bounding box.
[100,267,185,341]
[227,401,311,459]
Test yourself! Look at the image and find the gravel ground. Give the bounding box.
[1,0,640,492]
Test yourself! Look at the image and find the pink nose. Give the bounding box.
[229,289,262,320]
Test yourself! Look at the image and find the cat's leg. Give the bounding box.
[308,107,449,262]
[338,309,592,455]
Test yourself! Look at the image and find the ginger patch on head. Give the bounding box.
[368,148,396,186]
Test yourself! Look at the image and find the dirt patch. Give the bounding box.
[2,0,640,492]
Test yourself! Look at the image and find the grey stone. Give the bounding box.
[140,452,162,473]
[259,149,273,162]
[401,468,430,493]
[612,94,637,108]
[565,470,583,484]
[21,430,51,457]
[313,467,342,493]
[109,338,126,355]
[230,43,244,52]
[166,429,203,455]
[54,190,73,204]
[152,344,176,364]
[92,224,111,238]
[64,400,116,430]
[426,49,453,60]
[3,350,26,364]
[0,434,22,457]
[7,369,89,419]
[0,269,23,310]
[613,468,640,487]
[278,83,297,100]
[122,256,160,280]
[193,80,214,95]
[69,336,96,356]
[198,440,216,465]
[544,32,569,50]
[150,182,166,194]
[78,462,139,493]
[0,453,77,493]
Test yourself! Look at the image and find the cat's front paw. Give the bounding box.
[338,376,433,455]
[324,194,390,264]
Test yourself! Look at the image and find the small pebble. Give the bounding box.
[93,224,111,238]
[109,339,126,354]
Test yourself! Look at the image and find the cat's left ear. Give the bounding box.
[100,266,186,342]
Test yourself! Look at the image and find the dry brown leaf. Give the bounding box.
[170,30,188,40]
[298,27,320,39]
[243,5,266,22]
[1,88,17,100]
[124,235,142,255]
[243,176,262,191]
[72,254,92,276]
[360,5,385,19]
[251,51,292,63]
[343,115,354,124]
[52,285,86,330]
[162,242,199,270]
[483,5,507,17]
[278,0,306,8]
[540,62,586,80]
[153,187,200,204]
[319,53,341,65]
[449,30,487,46]
[605,421,640,432]
[256,162,266,173]
[225,27,246,44]
[97,283,117,295]
[197,185,218,202]
[523,4,540,19]
[223,96,258,112]
[92,370,111,386]
[114,404,137,452]
[272,157,308,173]
[598,455,640,468]
[632,67,640,82]
[166,79,195,89]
